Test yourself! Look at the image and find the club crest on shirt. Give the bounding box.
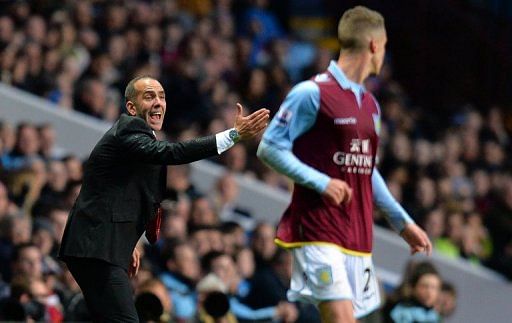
[276,108,293,126]
[372,113,381,135]
[315,265,333,286]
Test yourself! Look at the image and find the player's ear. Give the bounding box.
[126,101,137,116]
[369,39,377,54]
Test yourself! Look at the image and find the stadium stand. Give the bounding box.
[0,0,512,322]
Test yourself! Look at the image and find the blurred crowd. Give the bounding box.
[0,0,511,322]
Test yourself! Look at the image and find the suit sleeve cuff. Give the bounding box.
[215,128,236,154]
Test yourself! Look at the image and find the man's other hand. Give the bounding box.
[128,248,140,278]
[323,178,353,205]
[401,223,432,256]
[234,103,270,141]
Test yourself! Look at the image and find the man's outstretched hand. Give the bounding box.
[234,103,270,141]
[400,223,432,256]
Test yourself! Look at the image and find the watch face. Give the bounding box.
[229,129,239,141]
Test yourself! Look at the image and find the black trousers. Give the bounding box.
[65,257,139,323]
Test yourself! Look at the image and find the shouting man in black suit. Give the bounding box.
[58,76,270,322]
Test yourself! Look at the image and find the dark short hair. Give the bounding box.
[135,292,163,322]
[124,75,154,103]
[11,242,39,263]
[441,281,457,296]
[409,261,440,287]
[201,250,226,273]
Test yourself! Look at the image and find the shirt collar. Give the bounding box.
[327,60,366,94]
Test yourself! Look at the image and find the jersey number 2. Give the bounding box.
[363,268,371,293]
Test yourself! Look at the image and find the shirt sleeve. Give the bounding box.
[215,128,236,154]
[229,297,277,320]
[372,168,414,232]
[257,80,331,193]
[117,116,218,165]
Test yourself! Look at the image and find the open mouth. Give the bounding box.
[148,111,162,122]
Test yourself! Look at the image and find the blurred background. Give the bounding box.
[0,0,511,322]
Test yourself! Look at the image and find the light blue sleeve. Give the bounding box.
[372,169,414,232]
[229,297,276,320]
[257,80,330,193]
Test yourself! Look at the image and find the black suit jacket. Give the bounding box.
[59,114,218,269]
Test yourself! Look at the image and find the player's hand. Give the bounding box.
[128,248,140,278]
[234,103,270,141]
[400,223,432,256]
[275,302,298,323]
[323,178,353,205]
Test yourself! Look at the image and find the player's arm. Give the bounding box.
[257,81,329,192]
[372,168,431,255]
[257,81,351,204]
[372,169,414,232]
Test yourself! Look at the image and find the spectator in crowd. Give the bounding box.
[62,155,83,182]
[204,250,298,322]
[486,176,512,279]
[0,181,12,220]
[164,164,200,202]
[211,172,255,230]
[434,211,465,260]
[28,277,64,323]
[250,222,277,271]
[159,240,200,321]
[195,273,237,323]
[31,160,68,216]
[11,242,43,282]
[134,292,164,322]
[244,248,320,322]
[37,123,66,161]
[136,278,173,322]
[1,123,41,172]
[435,281,457,320]
[6,276,46,322]
[190,225,225,258]
[234,247,255,280]
[48,207,68,248]
[0,0,511,321]
[0,122,16,157]
[31,218,60,275]
[189,195,220,229]
[384,262,442,323]
[161,213,188,242]
[0,215,32,281]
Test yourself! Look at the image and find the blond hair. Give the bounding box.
[338,6,385,52]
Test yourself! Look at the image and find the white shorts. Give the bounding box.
[287,244,381,319]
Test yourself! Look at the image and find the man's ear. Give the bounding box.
[369,39,377,54]
[126,101,137,116]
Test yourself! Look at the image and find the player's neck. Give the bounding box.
[337,54,371,85]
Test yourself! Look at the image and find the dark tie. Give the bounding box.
[145,204,162,244]
[145,134,166,244]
